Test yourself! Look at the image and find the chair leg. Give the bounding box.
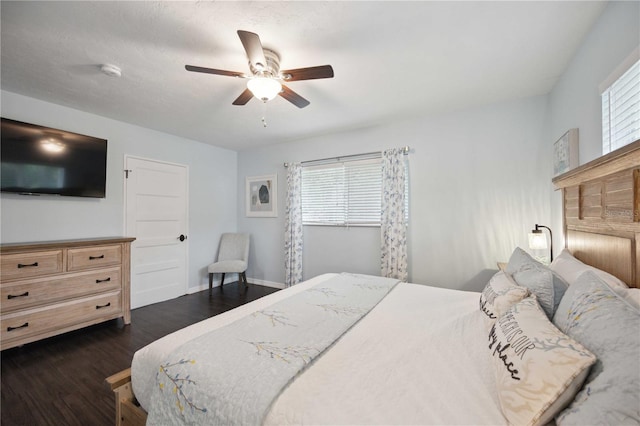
[242,272,248,287]
[209,273,213,292]
[220,273,225,287]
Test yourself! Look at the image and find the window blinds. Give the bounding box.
[602,59,640,154]
[302,159,382,226]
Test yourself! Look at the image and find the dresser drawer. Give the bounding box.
[1,267,121,313]
[1,291,122,346]
[68,245,122,271]
[0,250,63,281]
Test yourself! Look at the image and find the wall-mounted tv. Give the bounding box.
[1,118,107,198]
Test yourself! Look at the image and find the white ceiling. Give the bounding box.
[1,1,607,151]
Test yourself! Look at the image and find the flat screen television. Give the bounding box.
[1,118,107,198]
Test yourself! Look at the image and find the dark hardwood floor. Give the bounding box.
[1,282,279,426]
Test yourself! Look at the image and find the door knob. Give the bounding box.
[178,234,187,242]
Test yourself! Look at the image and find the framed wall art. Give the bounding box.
[553,128,579,176]
[246,174,278,217]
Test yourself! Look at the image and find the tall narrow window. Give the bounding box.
[602,57,640,154]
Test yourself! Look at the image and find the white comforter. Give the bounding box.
[132,274,507,425]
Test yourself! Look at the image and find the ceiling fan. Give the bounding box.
[185,30,334,109]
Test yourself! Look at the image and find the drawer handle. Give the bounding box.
[17,262,38,268]
[89,255,105,260]
[7,291,29,299]
[96,302,111,309]
[7,322,29,332]
[96,277,112,284]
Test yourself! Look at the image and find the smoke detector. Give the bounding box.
[100,64,122,78]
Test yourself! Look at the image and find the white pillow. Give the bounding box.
[479,271,528,328]
[550,249,627,288]
[489,296,596,426]
[550,249,639,309]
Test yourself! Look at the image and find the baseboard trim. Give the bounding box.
[188,276,284,293]
[248,278,285,289]
[188,282,218,294]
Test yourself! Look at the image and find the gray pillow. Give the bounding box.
[506,247,568,319]
[553,271,640,425]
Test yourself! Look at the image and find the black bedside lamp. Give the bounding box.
[528,224,553,262]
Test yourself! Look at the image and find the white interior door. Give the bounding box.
[125,156,188,308]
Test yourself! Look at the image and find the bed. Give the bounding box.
[107,140,640,426]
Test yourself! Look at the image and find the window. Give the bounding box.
[602,57,640,154]
[302,158,381,226]
[301,157,408,226]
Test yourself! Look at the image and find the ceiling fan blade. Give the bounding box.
[237,30,267,71]
[279,85,310,108]
[185,65,245,77]
[280,65,334,81]
[232,88,254,106]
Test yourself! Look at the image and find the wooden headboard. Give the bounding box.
[553,140,640,288]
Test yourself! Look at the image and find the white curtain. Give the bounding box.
[284,163,303,287]
[381,148,408,281]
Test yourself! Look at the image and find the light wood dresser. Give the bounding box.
[0,237,135,350]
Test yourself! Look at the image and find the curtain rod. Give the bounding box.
[284,146,410,168]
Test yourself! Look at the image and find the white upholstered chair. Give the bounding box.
[208,233,250,290]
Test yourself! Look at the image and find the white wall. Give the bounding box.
[1,90,238,292]
[238,95,550,291]
[4,2,632,295]
[230,0,634,292]
[548,1,640,255]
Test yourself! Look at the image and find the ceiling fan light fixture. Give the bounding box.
[185,30,332,108]
[247,77,282,101]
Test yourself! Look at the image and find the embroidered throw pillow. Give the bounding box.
[506,247,568,319]
[489,296,596,426]
[479,271,528,328]
[553,271,640,425]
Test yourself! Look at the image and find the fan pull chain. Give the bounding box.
[261,100,268,128]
